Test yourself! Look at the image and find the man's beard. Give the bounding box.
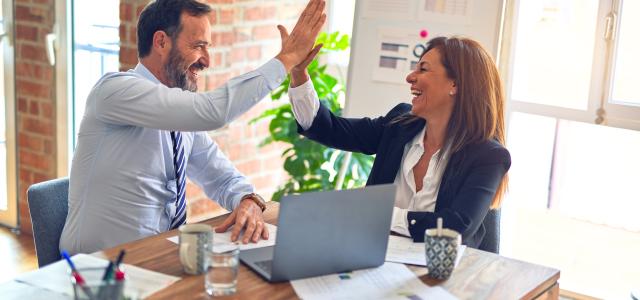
[164,47,201,92]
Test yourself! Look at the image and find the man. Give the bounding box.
[60,0,325,254]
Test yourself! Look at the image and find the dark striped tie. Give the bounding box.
[170,131,187,229]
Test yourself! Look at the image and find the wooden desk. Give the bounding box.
[95,202,560,299]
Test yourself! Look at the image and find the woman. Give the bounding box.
[288,36,510,248]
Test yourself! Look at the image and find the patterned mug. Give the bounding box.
[424,227,461,280]
[179,224,213,275]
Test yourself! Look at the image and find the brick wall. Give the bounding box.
[119,0,307,222]
[15,0,57,234]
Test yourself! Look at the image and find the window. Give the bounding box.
[500,0,640,298]
[71,0,120,148]
[503,0,639,129]
[55,0,120,175]
[0,0,17,228]
[327,0,356,67]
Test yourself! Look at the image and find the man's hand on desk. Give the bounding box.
[215,196,269,244]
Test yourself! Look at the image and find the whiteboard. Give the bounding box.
[344,0,504,118]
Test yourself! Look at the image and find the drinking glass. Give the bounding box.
[204,243,239,296]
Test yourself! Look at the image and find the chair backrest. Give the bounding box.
[478,209,501,254]
[27,177,69,267]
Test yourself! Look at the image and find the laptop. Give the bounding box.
[240,184,397,282]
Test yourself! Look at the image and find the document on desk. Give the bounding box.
[167,223,278,253]
[386,235,466,267]
[291,262,458,300]
[15,253,179,299]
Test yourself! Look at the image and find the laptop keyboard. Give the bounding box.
[254,260,273,274]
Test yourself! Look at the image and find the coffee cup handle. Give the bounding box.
[179,243,195,272]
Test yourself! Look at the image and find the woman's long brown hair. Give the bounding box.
[396,36,508,208]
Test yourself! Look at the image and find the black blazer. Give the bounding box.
[298,103,511,248]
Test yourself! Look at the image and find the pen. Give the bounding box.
[101,261,114,281]
[61,250,95,299]
[114,250,126,280]
[114,249,126,268]
[113,250,127,300]
[96,260,114,299]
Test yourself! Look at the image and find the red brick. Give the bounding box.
[44,139,53,154]
[18,97,28,113]
[120,47,138,68]
[219,9,235,24]
[22,117,54,135]
[18,132,44,152]
[263,153,285,170]
[32,171,52,185]
[208,11,217,25]
[252,174,275,190]
[220,31,236,46]
[19,170,32,186]
[20,150,51,170]
[252,24,279,40]
[19,44,48,61]
[41,102,53,119]
[186,181,203,198]
[237,160,261,175]
[16,24,38,41]
[29,101,39,115]
[15,5,45,23]
[16,80,51,99]
[213,52,223,66]
[129,27,137,44]
[227,47,246,64]
[120,3,133,22]
[23,64,54,82]
[244,6,276,21]
[247,45,261,61]
[119,25,127,44]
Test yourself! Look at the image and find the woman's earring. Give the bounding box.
[449,90,455,96]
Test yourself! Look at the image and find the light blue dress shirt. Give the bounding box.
[60,59,286,254]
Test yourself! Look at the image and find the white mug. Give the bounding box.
[178,224,212,275]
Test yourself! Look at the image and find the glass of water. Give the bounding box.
[205,242,240,296]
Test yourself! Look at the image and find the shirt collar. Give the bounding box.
[133,63,162,84]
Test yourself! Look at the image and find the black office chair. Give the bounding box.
[478,209,500,254]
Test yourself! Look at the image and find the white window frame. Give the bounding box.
[54,0,73,177]
[0,0,17,228]
[499,0,640,131]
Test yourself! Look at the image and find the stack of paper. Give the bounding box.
[385,235,466,267]
[291,262,458,300]
[15,253,180,299]
[167,223,278,253]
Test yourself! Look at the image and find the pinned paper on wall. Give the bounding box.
[372,27,435,85]
[362,0,413,20]
[418,0,474,25]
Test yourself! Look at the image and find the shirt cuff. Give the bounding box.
[390,207,411,237]
[288,79,320,130]
[257,58,287,90]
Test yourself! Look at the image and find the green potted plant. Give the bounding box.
[251,32,374,201]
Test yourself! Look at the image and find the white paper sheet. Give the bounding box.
[386,235,467,268]
[15,253,179,299]
[0,281,69,300]
[363,0,414,20]
[417,0,474,24]
[291,262,458,300]
[167,223,277,253]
